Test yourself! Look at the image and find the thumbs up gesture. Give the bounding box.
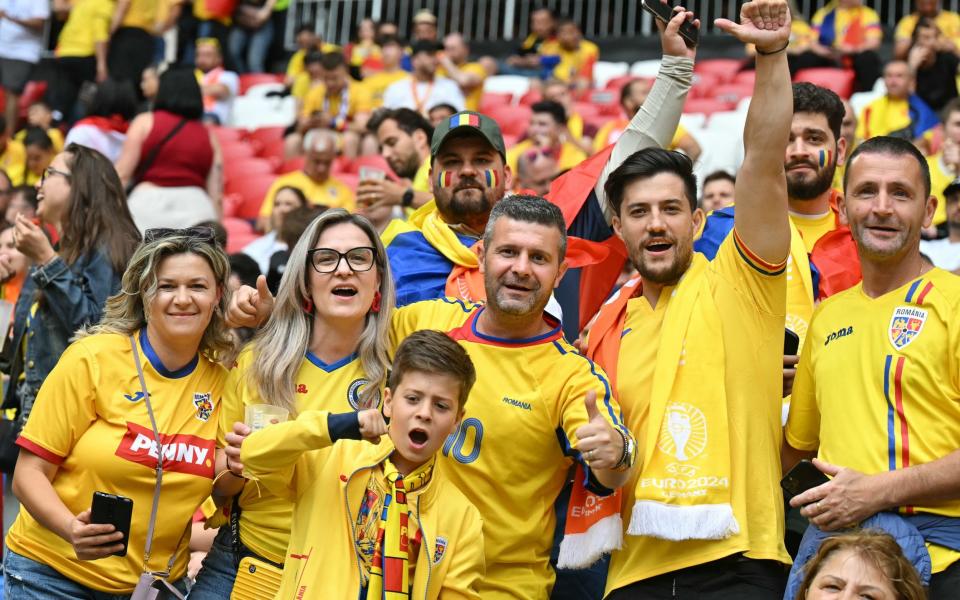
[714,0,791,53]
[574,390,625,471]
[226,274,275,328]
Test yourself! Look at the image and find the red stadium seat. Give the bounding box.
[711,83,753,104]
[479,92,513,114]
[604,75,641,92]
[337,173,360,192]
[224,157,275,180]
[793,68,856,99]
[220,142,257,162]
[694,59,744,84]
[239,73,285,95]
[279,156,305,174]
[733,70,756,87]
[248,125,285,149]
[353,155,399,180]
[222,217,259,253]
[518,90,542,107]
[682,97,736,116]
[258,138,286,160]
[585,90,620,116]
[484,104,531,138]
[573,102,601,122]
[210,126,246,144]
[224,174,276,220]
[18,80,46,120]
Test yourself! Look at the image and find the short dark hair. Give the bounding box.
[319,51,346,71]
[194,220,227,249]
[229,252,262,288]
[557,17,579,30]
[531,100,567,125]
[411,40,442,55]
[304,50,324,66]
[367,107,434,139]
[279,204,326,247]
[296,24,315,36]
[11,185,37,210]
[23,127,52,151]
[428,103,458,118]
[88,79,138,121]
[388,330,476,411]
[843,136,932,198]
[619,78,646,107]
[154,67,204,120]
[482,194,567,260]
[793,82,844,141]
[703,170,736,188]
[605,148,698,214]
[941,97,960,122]
[377,33,402,47]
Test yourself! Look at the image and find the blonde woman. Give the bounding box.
[190,209,395,598]
[4,228,234,598]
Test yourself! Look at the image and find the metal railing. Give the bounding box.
[285,0,960,48]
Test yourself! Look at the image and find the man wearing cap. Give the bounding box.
[383,40,465,115]
[411,9,439,43]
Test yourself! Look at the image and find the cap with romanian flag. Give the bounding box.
[431,111,506,161]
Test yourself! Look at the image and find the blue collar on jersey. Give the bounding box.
[463,307,563,347]
[305,350,359,372]
[139,328,199,379]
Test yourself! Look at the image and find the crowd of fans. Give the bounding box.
[0,1,955,600]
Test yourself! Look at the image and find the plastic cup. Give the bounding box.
[245,404,289,432]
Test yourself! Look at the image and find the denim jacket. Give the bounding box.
[2,249,122,413]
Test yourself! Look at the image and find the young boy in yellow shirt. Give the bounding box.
[239,330,484,599]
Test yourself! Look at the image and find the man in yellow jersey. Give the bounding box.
[894,0,960,60]
[438,34,487,112]
[811,0,884,92]
[297,51,362,156]
[543,18,599,91]
[700,170,735,212]
[391,194,637,600]
[502,7,559,77]
[588,1,795,597]
[925,98,960,232]
[359,108,434,215]
[285,24,340,94]
[594,78,701,162]
[258,129,355,230]
[783,135,960,599]
[856,60,939,146]
[353,35,407,114]
[506,101,587,175]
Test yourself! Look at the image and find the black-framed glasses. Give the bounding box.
[40,166,71,185]
[307,247,377,273]
[144,226,219,245]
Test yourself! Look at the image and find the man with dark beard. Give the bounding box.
[358,108,435,213]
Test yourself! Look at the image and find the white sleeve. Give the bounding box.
[435,78,466,111]
[382,80,405,108]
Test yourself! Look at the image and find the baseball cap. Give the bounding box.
[944,178,960,200]
[413,9,438,24]
[431,111,506,161]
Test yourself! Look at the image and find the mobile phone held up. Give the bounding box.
[780,459,830,502]
[641,0,700,48]
[784,328,800,356]
[91,491,133,557]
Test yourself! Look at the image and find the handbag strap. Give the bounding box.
[130,117,189,189]
[129,334,179,576]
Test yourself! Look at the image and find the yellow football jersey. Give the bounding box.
[391,298,633,600]
[926,154,953,227]
[605,234,791,592]
[787,269,960,572]
[220,346,380,564]
[7,330,225,593]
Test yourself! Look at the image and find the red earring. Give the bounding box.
[371,291,381,313]
[303,297,313,313]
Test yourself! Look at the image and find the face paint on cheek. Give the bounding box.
[484,169,500,187]
[436,170,454,189]
[819,149,833,168]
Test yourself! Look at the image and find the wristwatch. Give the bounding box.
[401,188,415,208]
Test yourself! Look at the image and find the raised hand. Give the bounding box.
[657,3,700,59]
[358,408,388,444]
[574,390,624,470]
[226,274,274,328]
[714,0,791,54]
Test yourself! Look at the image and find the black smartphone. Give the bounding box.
[780,459,830,501]
[90,491,133,557]
[784,328,800,356]
[641,0,700,48]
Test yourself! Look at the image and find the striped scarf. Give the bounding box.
[364,457,433,599]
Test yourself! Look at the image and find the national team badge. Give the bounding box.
[888,306,927,350]
[433,536,448,564]
[347,378,380,410]
[193,393,213,422]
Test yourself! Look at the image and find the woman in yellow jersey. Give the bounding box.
[1,144,141,459]
[4,228,234,598]
[190,208,394,598]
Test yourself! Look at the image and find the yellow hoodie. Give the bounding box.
[241,410,485,600]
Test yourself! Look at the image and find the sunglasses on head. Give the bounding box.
[143,226,219,245]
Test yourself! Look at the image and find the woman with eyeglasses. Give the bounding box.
[4,229,234,598]
[190,208,394,599]
[0,144,141,462]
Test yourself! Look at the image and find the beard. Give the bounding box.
[786,159,837,200]
[389,151,421,180]
[485,271,549,317]
[630,234,695,286]
[436,179,498,229]
[849,215,913,260]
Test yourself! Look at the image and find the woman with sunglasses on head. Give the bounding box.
[190,209,394,599]
[4,229,234,598]
[0,144,141,449]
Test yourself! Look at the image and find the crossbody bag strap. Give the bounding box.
[129,334,180,575]
[129,118,189,190]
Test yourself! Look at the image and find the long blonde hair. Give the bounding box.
[78,233,235,361]
[249,209,395,414]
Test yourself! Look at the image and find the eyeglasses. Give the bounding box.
[307,247,377,273]
[144,226,219,245]
[40,166,71,185]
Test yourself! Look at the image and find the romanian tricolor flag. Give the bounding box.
[450,113,480,128]
[484,169,499,187]
[436,170,453,189]
[819,149,833,168]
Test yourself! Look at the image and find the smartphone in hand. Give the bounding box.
[90,491,133,557]
[641,0,700,48]
[780,460,830,502]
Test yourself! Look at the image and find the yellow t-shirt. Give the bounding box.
[7,331,226,593]
[547,40,599,83]
[193,0,230,25]
[300,80,362,127]
[56,0,113,58]
[787,269,960,573]
[812,3,883,49]
[354,69,409,113]
[567,113,584,141]
[412,156,432,194]
[927,154,954,226]
[605,234,790,591]
[219,347,378,564]
[506,139,587,176]
[121,0,159,31]
[790,210,836,254]
[285,43,343,81]
[437,62,487,112]
[593,120,688,153]
[259,171,356,217]
[895,11,960,45]
[391,298,633,600]
[0,139,26,186]
[855,96,935,143]
[15,128,65,153]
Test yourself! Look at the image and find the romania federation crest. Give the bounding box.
[193,393,213,422]
[888,306,927,350]
[433,536,448,564]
